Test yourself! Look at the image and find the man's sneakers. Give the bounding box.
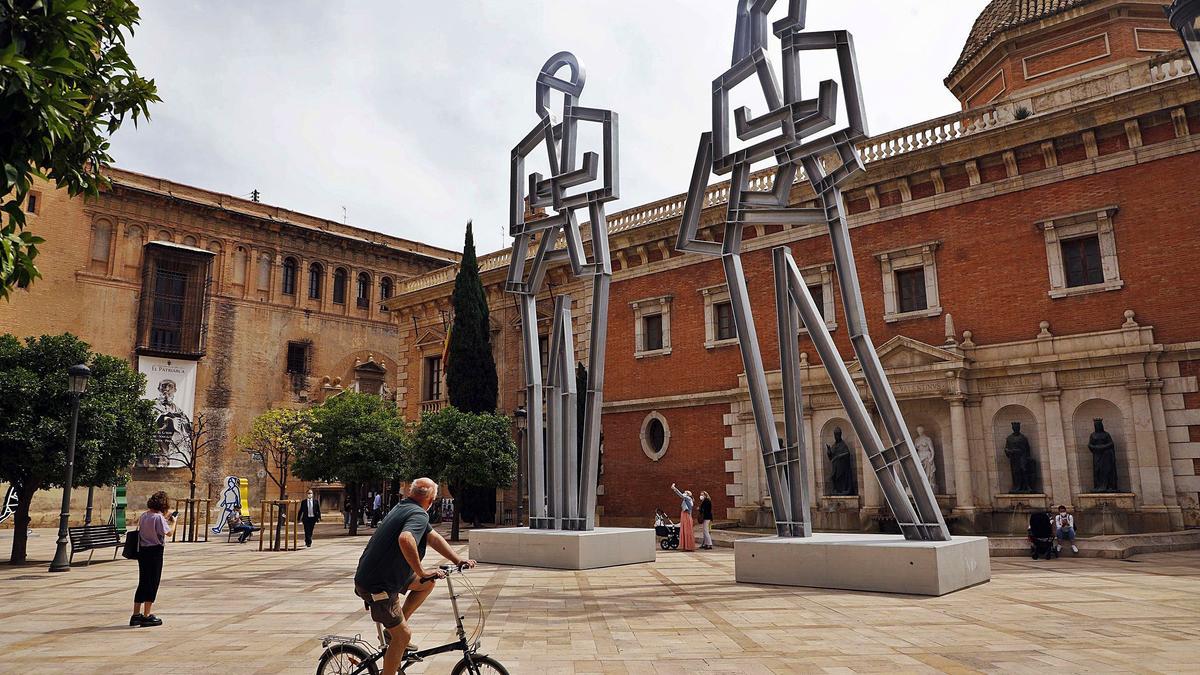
[1071,544,1079,554]
[129,613,143,626]
[139,614,163,627]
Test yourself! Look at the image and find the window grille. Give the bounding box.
[136,243,213,358]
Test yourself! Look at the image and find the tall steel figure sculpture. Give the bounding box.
[676,0,950,542]
[506,52,616,531]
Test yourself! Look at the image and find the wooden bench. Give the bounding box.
[227,516,258,542]
[67,524,123,565]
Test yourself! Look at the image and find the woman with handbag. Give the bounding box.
[130,491,175,628]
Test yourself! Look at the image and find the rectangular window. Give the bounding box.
[807,284,825,320]
[137,243,212,357]
[1061,235,1104,288]
[286,342,310,375]
[643,313,664,352]
[538,334,550,378]
[714,301,736,341]
[423,356,442,401]
[26,192,39,214]
[896,268,928,313]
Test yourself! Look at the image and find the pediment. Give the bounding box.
[414,328,446,348]
[848,336,959,372]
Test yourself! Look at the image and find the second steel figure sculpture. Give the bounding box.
[676,0,950,541]
[507,52,617,531]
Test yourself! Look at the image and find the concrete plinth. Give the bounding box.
[469,527,656,570]
[735,533,990,596]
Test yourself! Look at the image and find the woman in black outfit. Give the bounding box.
[131,490,175,627]
[698,491,715,550]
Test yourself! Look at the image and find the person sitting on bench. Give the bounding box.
[228,513,256,543]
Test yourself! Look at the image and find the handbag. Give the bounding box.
[122,530,140,560]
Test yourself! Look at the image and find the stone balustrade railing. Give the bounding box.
[859,103,1011,163]
[1150,49,1196,82]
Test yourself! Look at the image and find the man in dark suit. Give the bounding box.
[298,488,321,547]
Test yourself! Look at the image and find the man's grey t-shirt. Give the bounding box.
[354,498,431,593]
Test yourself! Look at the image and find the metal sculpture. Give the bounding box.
[507,52,617,531]
[676,0,950,541]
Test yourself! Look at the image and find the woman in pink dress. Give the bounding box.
[670,483,696,551]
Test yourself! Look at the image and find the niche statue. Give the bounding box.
[1004,422,1036,493]
[1088,418,1119,493]
[913,426,937,493]
[826,427,856,496]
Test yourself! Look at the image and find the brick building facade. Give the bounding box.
[4,0,1198,534]
[1,169,456,524]
[386,0,1200,534]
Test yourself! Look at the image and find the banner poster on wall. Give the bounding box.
[138,356,198,468]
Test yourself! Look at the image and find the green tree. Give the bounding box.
[445,221,498,414]
[408,406,516,541]
[0,333,155,564]
[1,0,160,299]
[238,407,318,501]
[294,391,407,536]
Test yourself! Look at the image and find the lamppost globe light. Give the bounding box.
[1166,0,1200,79]
[68,363,91,394]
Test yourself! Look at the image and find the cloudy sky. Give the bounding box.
[110,1,991,255]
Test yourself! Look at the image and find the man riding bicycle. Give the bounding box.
[353,478,475,675]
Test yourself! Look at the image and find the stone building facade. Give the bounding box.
[385,0,1200,534]
[1,169,456,525]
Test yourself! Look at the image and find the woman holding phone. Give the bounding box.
[131,490,175,627]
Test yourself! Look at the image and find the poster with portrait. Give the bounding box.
[138,357,198,468]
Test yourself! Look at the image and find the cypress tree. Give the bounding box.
[445,221,499,414]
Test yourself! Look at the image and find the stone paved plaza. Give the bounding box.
[3,526,1200,674]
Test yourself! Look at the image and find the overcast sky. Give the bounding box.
[109,1,991,255]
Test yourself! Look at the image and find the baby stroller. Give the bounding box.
[654,508,679,550]
[1028,511,1058,560]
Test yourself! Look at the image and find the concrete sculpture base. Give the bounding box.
[735,533,991,596]
[469,527,657,570]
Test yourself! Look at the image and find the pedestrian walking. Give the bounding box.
[131,490,175,628]
[371,491,383,528]
[299,488,321,547]
[342,492,352,529]
[670,483,696,552]
[698,491,714,549]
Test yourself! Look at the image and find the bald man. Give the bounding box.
[353,478,475,675]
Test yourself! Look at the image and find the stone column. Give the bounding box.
[947,394,974,510]
[1127,381,1165,505]
[803,406,817,507]
[1041,387,1071,506]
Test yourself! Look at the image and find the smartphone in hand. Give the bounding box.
[170,510,179,518]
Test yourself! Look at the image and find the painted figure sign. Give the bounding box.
[138,357,197,468]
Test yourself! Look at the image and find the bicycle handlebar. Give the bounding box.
[418,562,470,583]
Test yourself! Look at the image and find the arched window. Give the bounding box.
[281,257,298,295]
[380,277,393,301]
[332,267,348,304]
[308,263,323,299]
[356,272,371,309]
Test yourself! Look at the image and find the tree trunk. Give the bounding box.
[8,481,39,564]
[450,482,462,542]
[187,480,197,542]
[348,483,359,536]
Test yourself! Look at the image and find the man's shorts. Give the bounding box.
[354,580,414,628]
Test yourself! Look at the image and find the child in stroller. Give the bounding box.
[654,508,680,550]
[1028,511,1058,559]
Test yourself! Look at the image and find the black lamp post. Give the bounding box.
[1166,0,1200,78]
[513,406,527,526]
[49,364,91,573]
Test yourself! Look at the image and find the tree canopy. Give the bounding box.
[407,406,516,540]
[1,0,160,298]
[294,391,407,535]
[445,221,498,414]
[0,332,155,563]
[238,407,318,500]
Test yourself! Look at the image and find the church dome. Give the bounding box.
[950,0,1098,82]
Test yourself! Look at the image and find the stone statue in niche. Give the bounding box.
[826,427,856,496]
[1004,421,1036,493]
[913,426,937,493]
[1088,418,1120,493]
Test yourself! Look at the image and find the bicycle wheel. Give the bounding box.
[451,654,510,675]
[317,643,380,675]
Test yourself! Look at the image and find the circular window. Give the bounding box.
[640,411,671,461]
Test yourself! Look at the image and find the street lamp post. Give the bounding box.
[1166,0,1200,78]
[514,407,527,526]
[49,364,91,573]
